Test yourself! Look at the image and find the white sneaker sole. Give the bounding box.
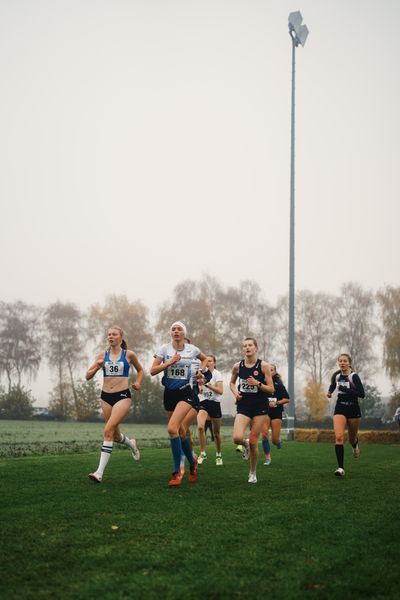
[334,468,345,477]
[131,439,140,461]
[88,472,102,483]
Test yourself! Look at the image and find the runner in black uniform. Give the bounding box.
[261,364,290,465]
[230,337,274,484]
[327,353,365,477]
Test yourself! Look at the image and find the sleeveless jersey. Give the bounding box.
[238,359,266,399]
[334,372,359,402]
[266,374,289,416]
[155,342,201,391]
[266,374,290,402]
[200,369,223,403]
[328,370,364,403]
[103,349,130,378]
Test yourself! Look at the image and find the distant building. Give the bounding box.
[32,406,49,417]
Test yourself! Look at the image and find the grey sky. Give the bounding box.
[1,1,399,401]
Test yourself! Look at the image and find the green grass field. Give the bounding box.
[1,429,399,600]
[0,419,239,456]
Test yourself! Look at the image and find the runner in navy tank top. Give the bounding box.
[86,326,144,483]
[230,337,274,484]
[327,353,365,478]
[261,363,290,465]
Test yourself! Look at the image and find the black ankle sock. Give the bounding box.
[351,438,359,449]
[335,444,344,469]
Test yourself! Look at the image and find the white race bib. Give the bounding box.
[239,378,258,394]
[104,361,124,377]
[167,365,189,380]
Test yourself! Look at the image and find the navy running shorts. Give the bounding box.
[236,397,269,419]
[334,400,361,419]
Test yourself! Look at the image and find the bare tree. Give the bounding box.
[274,293,303,369]
[48,382,74,420]
[155,277,278,371]
[256,298,278,362]
[155,276,228,364]
[296,290,337,384]
[0,301,42,392]
[87,294,153,355]
[44,302,84,418]
[333,282,378,374]
[377,285,400,382]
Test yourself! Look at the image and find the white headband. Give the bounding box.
[170,321,187,336]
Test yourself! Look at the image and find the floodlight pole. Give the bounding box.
[287,34,296,441]
[287,12,308,441]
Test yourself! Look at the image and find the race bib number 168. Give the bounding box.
[167,365,189,380]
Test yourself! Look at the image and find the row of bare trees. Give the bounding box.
[0,278,399,420]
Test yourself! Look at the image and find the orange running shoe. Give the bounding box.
[168,472,182,487]
[188,454,198,483]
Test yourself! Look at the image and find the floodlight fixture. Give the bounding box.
[288,11,309,47]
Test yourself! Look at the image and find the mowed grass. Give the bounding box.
[0,420,238,456]
[1,441,399,600]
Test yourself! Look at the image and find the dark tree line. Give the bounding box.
[0,280,399,421]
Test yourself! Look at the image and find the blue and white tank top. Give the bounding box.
[154,342,201,391]
[103,349,130,378]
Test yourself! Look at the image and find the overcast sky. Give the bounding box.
[1,1,399,401]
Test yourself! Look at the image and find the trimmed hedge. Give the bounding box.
[294,428,400,444]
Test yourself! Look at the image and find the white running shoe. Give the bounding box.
[130,438,140,461]
[334,467,345,477]
[248,471,257,484]
[198,452,207,465]
[216,455,223,466]
[88,472,102,483]
[242,439,250,461]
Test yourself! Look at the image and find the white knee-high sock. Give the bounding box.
[96,441,113,477]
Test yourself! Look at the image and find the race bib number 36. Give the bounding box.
[104,361,124,376]
[239,379,258,393]
[167,365,189,380]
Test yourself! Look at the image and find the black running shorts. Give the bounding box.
[199,400,222,419]
[334,400,361,419]
[163,386,197,412]
[100,389,131,406]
